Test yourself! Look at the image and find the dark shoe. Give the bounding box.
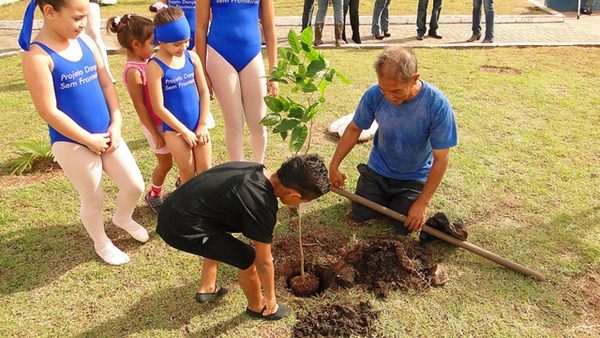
[383,31,391,38]
[466,34,481,42]
[419,212,468,245]
[428,32,443,39]
[195,285,228,303]
[144,191,164,215]
[416,33,424,40]
[482,38,494,43]
[334,24,345,46]
[352,34,362,44]
[581,8,593,15]
[246,304,291,321]
[374,34,384,40]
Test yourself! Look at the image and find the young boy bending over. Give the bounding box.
[156,154,330,320]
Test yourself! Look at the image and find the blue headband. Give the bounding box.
[18,0,37,51]
[154,17,190,45]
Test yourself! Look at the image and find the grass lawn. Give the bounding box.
[0,0,550,21]
[1,46,599,337]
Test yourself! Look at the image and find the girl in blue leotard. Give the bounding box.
[147,7,212,184]
[19,0,147,265]
[197,0,278,163]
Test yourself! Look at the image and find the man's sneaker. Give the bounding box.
[145,191,164,214]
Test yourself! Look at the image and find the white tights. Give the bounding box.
[207,45,268,163]
[52,141,145,247]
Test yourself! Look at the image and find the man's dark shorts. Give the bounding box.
[157,206,256,270]
[351,164,424,235]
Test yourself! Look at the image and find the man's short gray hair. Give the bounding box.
[374,46,419,82]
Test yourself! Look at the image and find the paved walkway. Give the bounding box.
[1,11,598,56]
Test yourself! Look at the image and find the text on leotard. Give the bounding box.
[168,0,195,9]
[164,72,195,91]
[59,65,98,90]
[214,0,259,4]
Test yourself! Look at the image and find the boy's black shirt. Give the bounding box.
[161,162,278,244]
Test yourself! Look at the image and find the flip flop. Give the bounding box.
[246,304,291,321]
[195,285,228,303]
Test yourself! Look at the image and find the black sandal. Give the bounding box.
[195,285,228,303]
[246,304,291,320]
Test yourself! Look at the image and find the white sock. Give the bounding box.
[94,241,130,265]
[112,216,150,243]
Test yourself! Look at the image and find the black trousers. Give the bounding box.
[342,0,361,42]
[351,164,424,235]
[302,0,315,30]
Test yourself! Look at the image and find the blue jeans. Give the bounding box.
[315,0,344,25]
[372,0,391,35]
[472,0,494,40]
[416,0,442,35]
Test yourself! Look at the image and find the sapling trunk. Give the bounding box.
[298,210,305,279]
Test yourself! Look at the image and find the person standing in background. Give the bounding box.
[372,0,391,40]
[467,0,494,43]
[314,0,344,46]
[342,0,361,44]
[87,0,116,82]
[302,0,315,31]
[416,0,443,40]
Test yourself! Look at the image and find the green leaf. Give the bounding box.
[302,104,318,122]
[336,69,351,84]
[307,58,326,76]
[306,49,319,61]
[272,118,300,133]
[280,131,289,141]
[298,64,307,77]
[301,82,318,93]
[324,69,335,82]
[280,97,291,111]
[287,30,302,53]
[289,124,308,153]
[277,46,289,60]
[290,54,302,66]
[288,105,304,119]
[264,96,284,113]
[260,113,281,127]
[300,26,313,46]
[318,80,329,96]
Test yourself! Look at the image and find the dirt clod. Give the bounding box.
[290,274,320,297]
[292,301,378,338]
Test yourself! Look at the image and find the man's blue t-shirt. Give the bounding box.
[352,81,458,181]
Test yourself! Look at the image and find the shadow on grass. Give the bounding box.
[0,208,154,296]
[0,81,26,93]
[0,223,95,296]
[74,283,250,337]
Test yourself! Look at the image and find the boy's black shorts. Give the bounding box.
[157,209,256,270]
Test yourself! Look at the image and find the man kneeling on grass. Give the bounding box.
[157,155,330,320]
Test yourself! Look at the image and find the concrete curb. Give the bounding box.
[0,0,19,6]
[0,13,565,30]
[4,42,598,59]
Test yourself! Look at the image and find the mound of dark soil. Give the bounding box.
[345,238,448,297]
[290,273,320,297]
[292,301,378,338]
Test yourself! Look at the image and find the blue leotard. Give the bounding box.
[207,0,262,72]
[151,51,200,132]
[31,38,110,144]
[168,0,196,50]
